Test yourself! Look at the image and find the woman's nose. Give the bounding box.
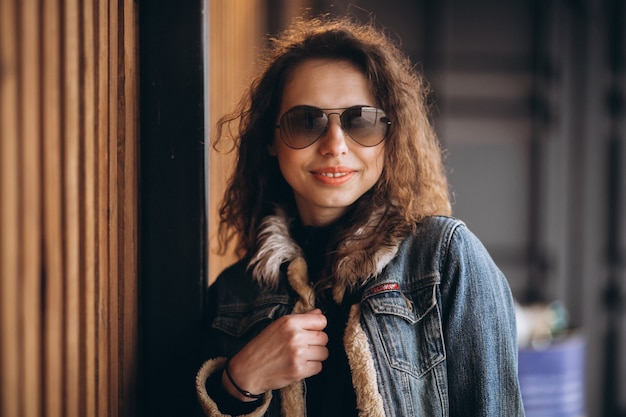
[317,114,348,156]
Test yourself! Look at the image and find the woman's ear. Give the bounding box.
[267,143,277,156]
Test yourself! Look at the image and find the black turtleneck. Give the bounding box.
[292,221,359,417]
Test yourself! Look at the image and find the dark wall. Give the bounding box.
[138,1,206,415]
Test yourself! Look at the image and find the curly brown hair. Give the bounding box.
[214,15,451,262]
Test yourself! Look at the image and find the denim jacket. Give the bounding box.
[196,214,525,416]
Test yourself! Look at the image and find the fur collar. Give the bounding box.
[248,207,404,304]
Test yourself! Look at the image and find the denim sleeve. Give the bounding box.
[439,223,526,416]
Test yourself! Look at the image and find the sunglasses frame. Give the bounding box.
[275,105,391,149]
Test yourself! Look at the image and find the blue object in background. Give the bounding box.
[518,334,586,417]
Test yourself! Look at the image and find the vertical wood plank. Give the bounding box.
[0,0,21,416]
[19,0,43,415]
[108,0,120,414]
[120,0,138,415]
[82,0,98,415]
[97,0,112,415]
[42,0,65,415]
[63,0,82,414]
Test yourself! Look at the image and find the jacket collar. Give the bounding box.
[248,207,404,304]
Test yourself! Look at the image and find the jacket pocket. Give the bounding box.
[363,284,445,378]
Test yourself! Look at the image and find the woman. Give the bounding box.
[196,15,525,417]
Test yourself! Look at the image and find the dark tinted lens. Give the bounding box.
[342,107,389,146]
[280,107,327,149]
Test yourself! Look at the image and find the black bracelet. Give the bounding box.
[224,359,265,400]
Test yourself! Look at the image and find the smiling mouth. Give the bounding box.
[312,169,355,185]
[318,172,351,178]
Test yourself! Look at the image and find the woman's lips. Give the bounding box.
[311,167,355,185]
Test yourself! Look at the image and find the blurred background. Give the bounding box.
[1,0,623,416]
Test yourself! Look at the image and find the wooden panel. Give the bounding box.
[96,0,112,415]
[107,0,120,413]
[41,1,65,415]
[0,1,21,417]
[0,0,138,416]
[208,0,267,283]
[119,1,138,415]
[19,1,42,416]
[64,0,82,414]
[82,0,98,414]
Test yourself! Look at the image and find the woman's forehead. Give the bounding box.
[279,58,376,112]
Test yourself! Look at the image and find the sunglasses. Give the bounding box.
[275,105,391,149]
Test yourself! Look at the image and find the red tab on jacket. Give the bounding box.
[369,282,400,294]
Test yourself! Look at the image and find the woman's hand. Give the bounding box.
[222,308,329,401]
